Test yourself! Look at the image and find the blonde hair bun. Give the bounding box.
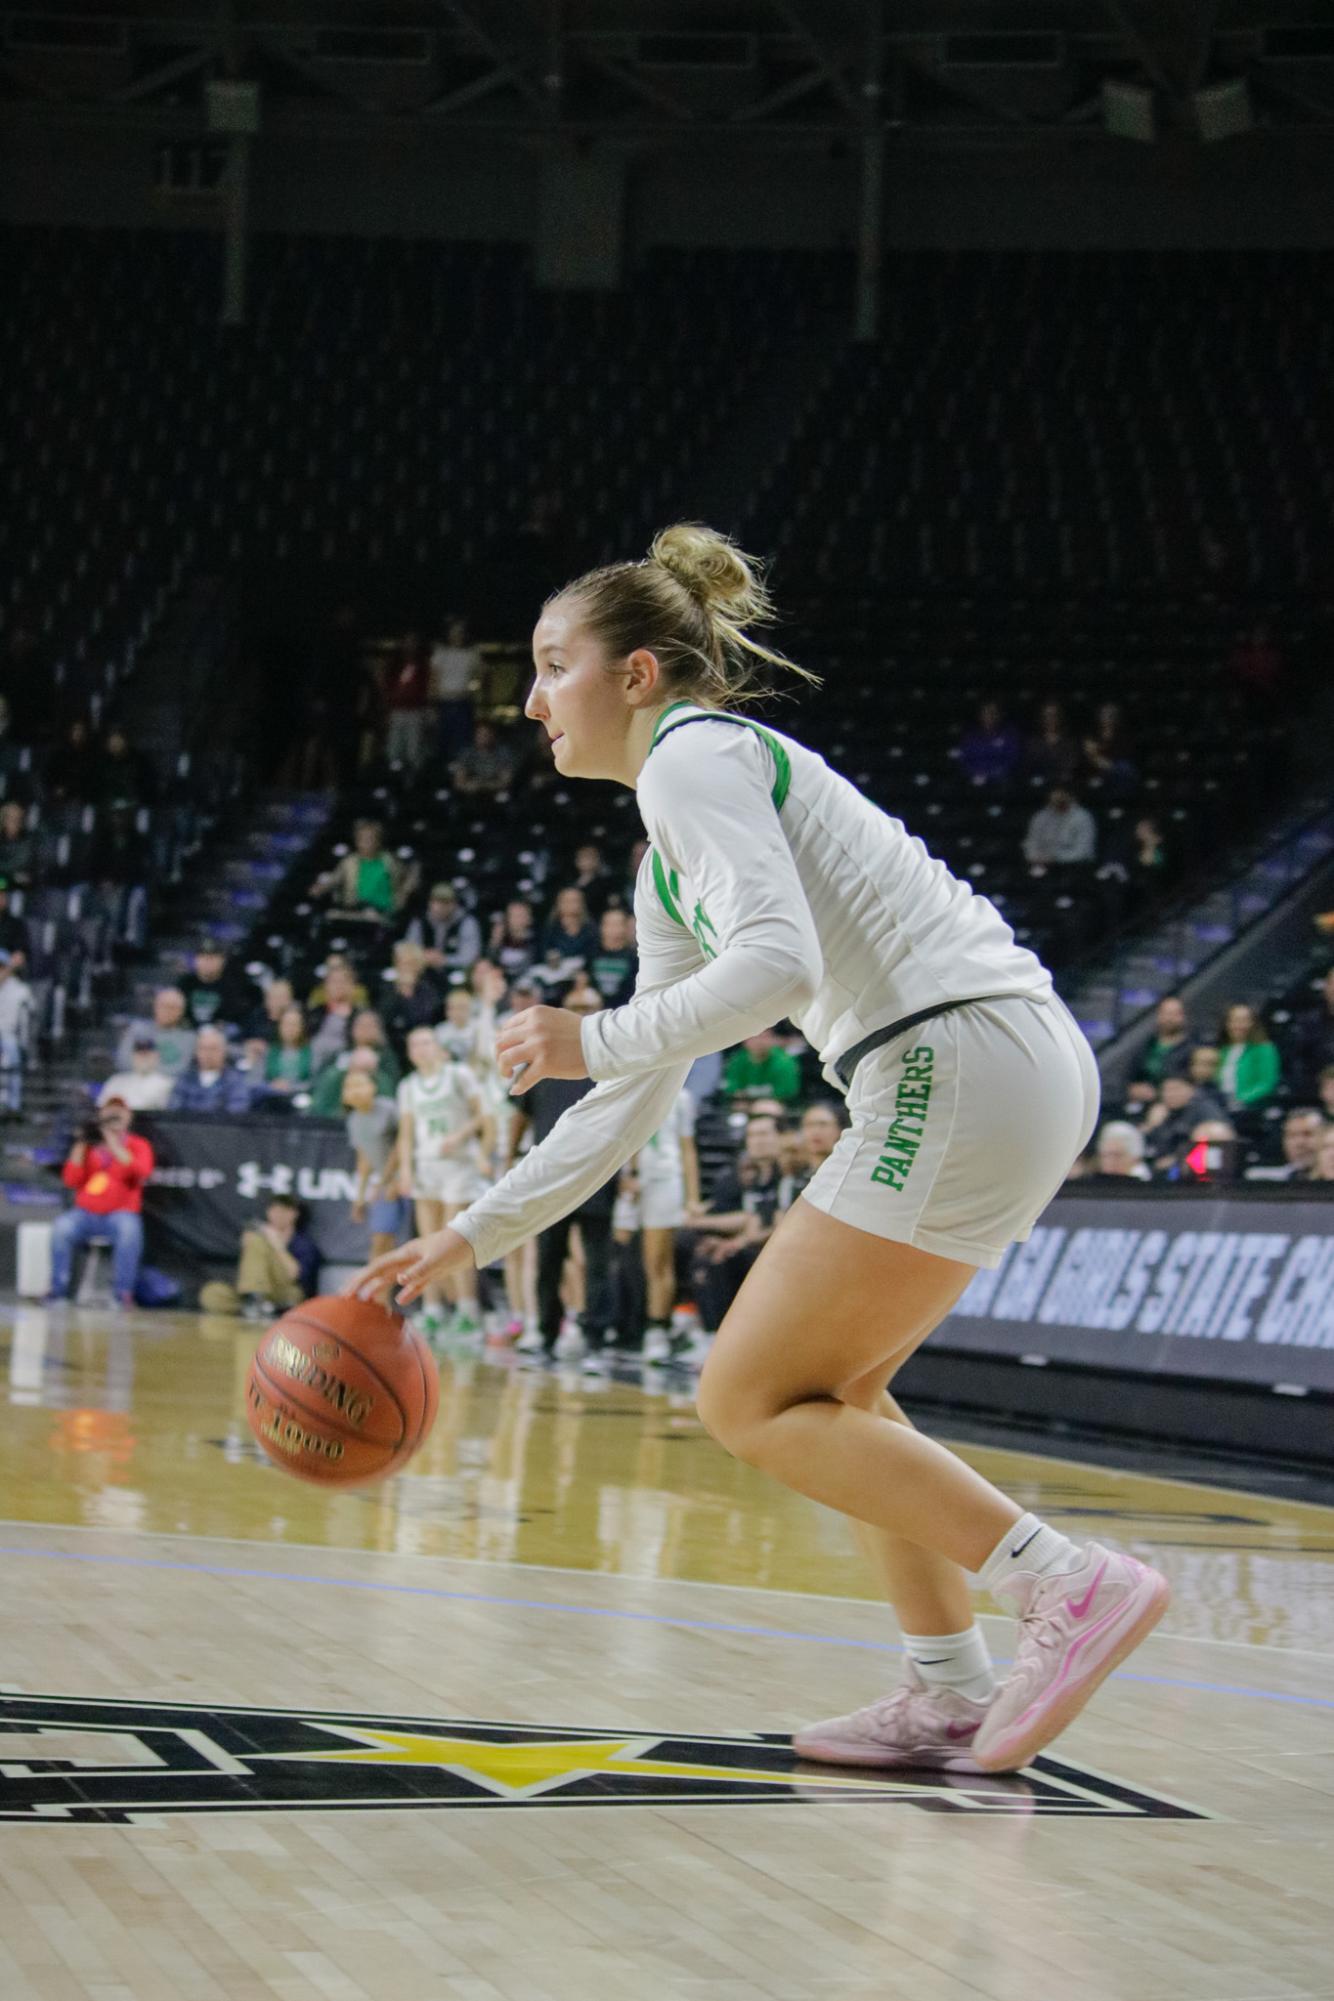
[649,522,769,627]
[551,521,821,708]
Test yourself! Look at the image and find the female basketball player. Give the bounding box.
[396,1025,493,1339]
[345,525,1170,1775]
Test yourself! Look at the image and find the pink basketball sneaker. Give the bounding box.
[792,1663,991,1771]
[972,1542,1171,1774]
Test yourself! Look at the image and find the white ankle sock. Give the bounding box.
[977,1512,1083,1603]
[901,1624,996,1704]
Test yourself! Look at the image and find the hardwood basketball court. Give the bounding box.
[0,1303,1330,2001]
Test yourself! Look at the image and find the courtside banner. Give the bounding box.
[941,1192,1334,1392]
[139,1115,367,1265]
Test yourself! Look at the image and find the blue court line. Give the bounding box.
[1,1542,1331,1713]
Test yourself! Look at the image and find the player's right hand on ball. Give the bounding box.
[340,1228,476,1307]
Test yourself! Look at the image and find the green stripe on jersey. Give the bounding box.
[646,705,791,929]
[650,849,686,927]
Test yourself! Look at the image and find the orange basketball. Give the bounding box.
[245,1294,439,1487]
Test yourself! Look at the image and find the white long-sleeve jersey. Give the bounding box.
[450,700,1052,1269]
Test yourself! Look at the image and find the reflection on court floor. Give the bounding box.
[0,1303,1330,2001]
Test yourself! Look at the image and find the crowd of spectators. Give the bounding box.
[954,694,1169,929]
[1079,973,1334,1187]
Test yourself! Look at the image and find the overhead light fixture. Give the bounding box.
[1192,79,1254,142]
[1101,79,1155,143]
[206,80,261,134]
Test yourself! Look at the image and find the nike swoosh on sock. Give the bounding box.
[1009,1526,1043,1558]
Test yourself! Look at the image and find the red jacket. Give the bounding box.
[62,1134,155,1215]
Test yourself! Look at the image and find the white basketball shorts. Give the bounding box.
[411,1158,485,1208]
[800,993,1101,1269]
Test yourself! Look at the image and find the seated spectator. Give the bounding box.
[1189,1043,1222,1096]
[1092,1121,1151,1180]
[428,614,480,762]
[1127,996,1196,1105]
[263,1005,314,1098]
[169,1026,256,1115]
[1024,701,1081,789]
[45,717,97,804]
[1023,787,1096,869]
[1082,702,1137,792]
[244,975,297,1043]
[95,725,156,809]
[957,701,1022,787]
[1291,967,1334,1094]
[97,1036,174,1113]
[306,952,370,1013]
[0,877,30,975]
[235,1036,272,1091]
[116,986,194,1076]
[382,633,432,771]
[1246,1108,1327,1184]
[49,1096,153,1308]
[539,887,598,969]
[1216,1003,1281,1115]
[777,1121,809,1206]
[569,841,615,921]
[312,819,415,927]
[180,943,257,1035]
[489,898,537,980]
[690,1111,794,1332]
[1142,1075,1226,1175]
[380,940,444,1057]
[308,1010,401,1117]
[723,1026,802,1106]
[237,1193,306,1320]
[589,907,638,1007]
[800,1100,847,1175]
[451,719,515,797]
[0,800,37,888]
[402,882,481,978]
[0,950,31,1116]
[307,956,370,1069]
[1311,1126,1334,1183]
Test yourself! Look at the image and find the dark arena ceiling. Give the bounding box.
[4,2,1334,140]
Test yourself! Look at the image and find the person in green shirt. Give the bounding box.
[1127,994,1195,1107]
[263,1006,314,1097]
[722,1026,802,1105]
[1216,1003,1281,1111]
[307,1011,402,1118]
[310,819,416,925]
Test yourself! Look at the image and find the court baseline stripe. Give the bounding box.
[0,1540,1330,1713]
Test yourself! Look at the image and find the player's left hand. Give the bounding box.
[494,1005,590,1095]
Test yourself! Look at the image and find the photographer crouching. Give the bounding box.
[48,1094,155,1308]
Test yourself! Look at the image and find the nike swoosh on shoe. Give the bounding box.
[1066,1555,1111,1621]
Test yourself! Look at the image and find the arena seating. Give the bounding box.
[3,226,1327,1108]
[753,249,1334,590]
